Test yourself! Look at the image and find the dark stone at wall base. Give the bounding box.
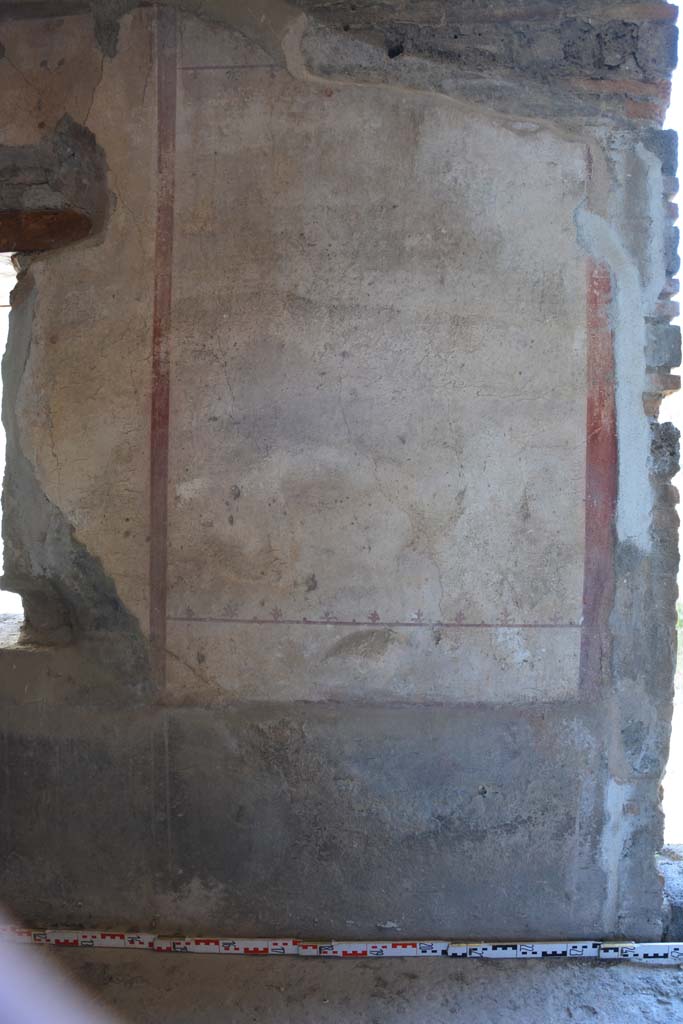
[0,698,612,939]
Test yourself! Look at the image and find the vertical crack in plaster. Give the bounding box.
[84,51,106,128]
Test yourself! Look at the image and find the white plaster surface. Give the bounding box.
[166,23,589,702]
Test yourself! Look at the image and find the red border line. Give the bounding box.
[149,5,177,685]
[580,259,617,693]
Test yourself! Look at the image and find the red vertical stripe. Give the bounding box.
[580,259,617,692]
[149,5,177,684]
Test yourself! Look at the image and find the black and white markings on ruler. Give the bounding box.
[1,929,682,964]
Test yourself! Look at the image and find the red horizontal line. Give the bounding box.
[167,616,582,629]
[179,64,276,71]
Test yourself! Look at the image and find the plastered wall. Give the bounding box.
[0,0,679,940]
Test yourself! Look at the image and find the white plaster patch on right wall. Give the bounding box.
[575,201,653,552]
[660,38,683,844]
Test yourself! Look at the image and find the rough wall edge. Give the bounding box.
[0,1,676,127]
[0,115,110,251]
[1,268,153,694]
[613,131,679,937]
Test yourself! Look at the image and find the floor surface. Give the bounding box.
[41,948,683,1024]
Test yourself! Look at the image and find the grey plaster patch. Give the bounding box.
[0,702,612,938]
[324,628,404,660]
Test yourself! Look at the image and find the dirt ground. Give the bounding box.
[35,948,683,1024]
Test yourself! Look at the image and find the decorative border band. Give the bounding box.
[148,4,178,684]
